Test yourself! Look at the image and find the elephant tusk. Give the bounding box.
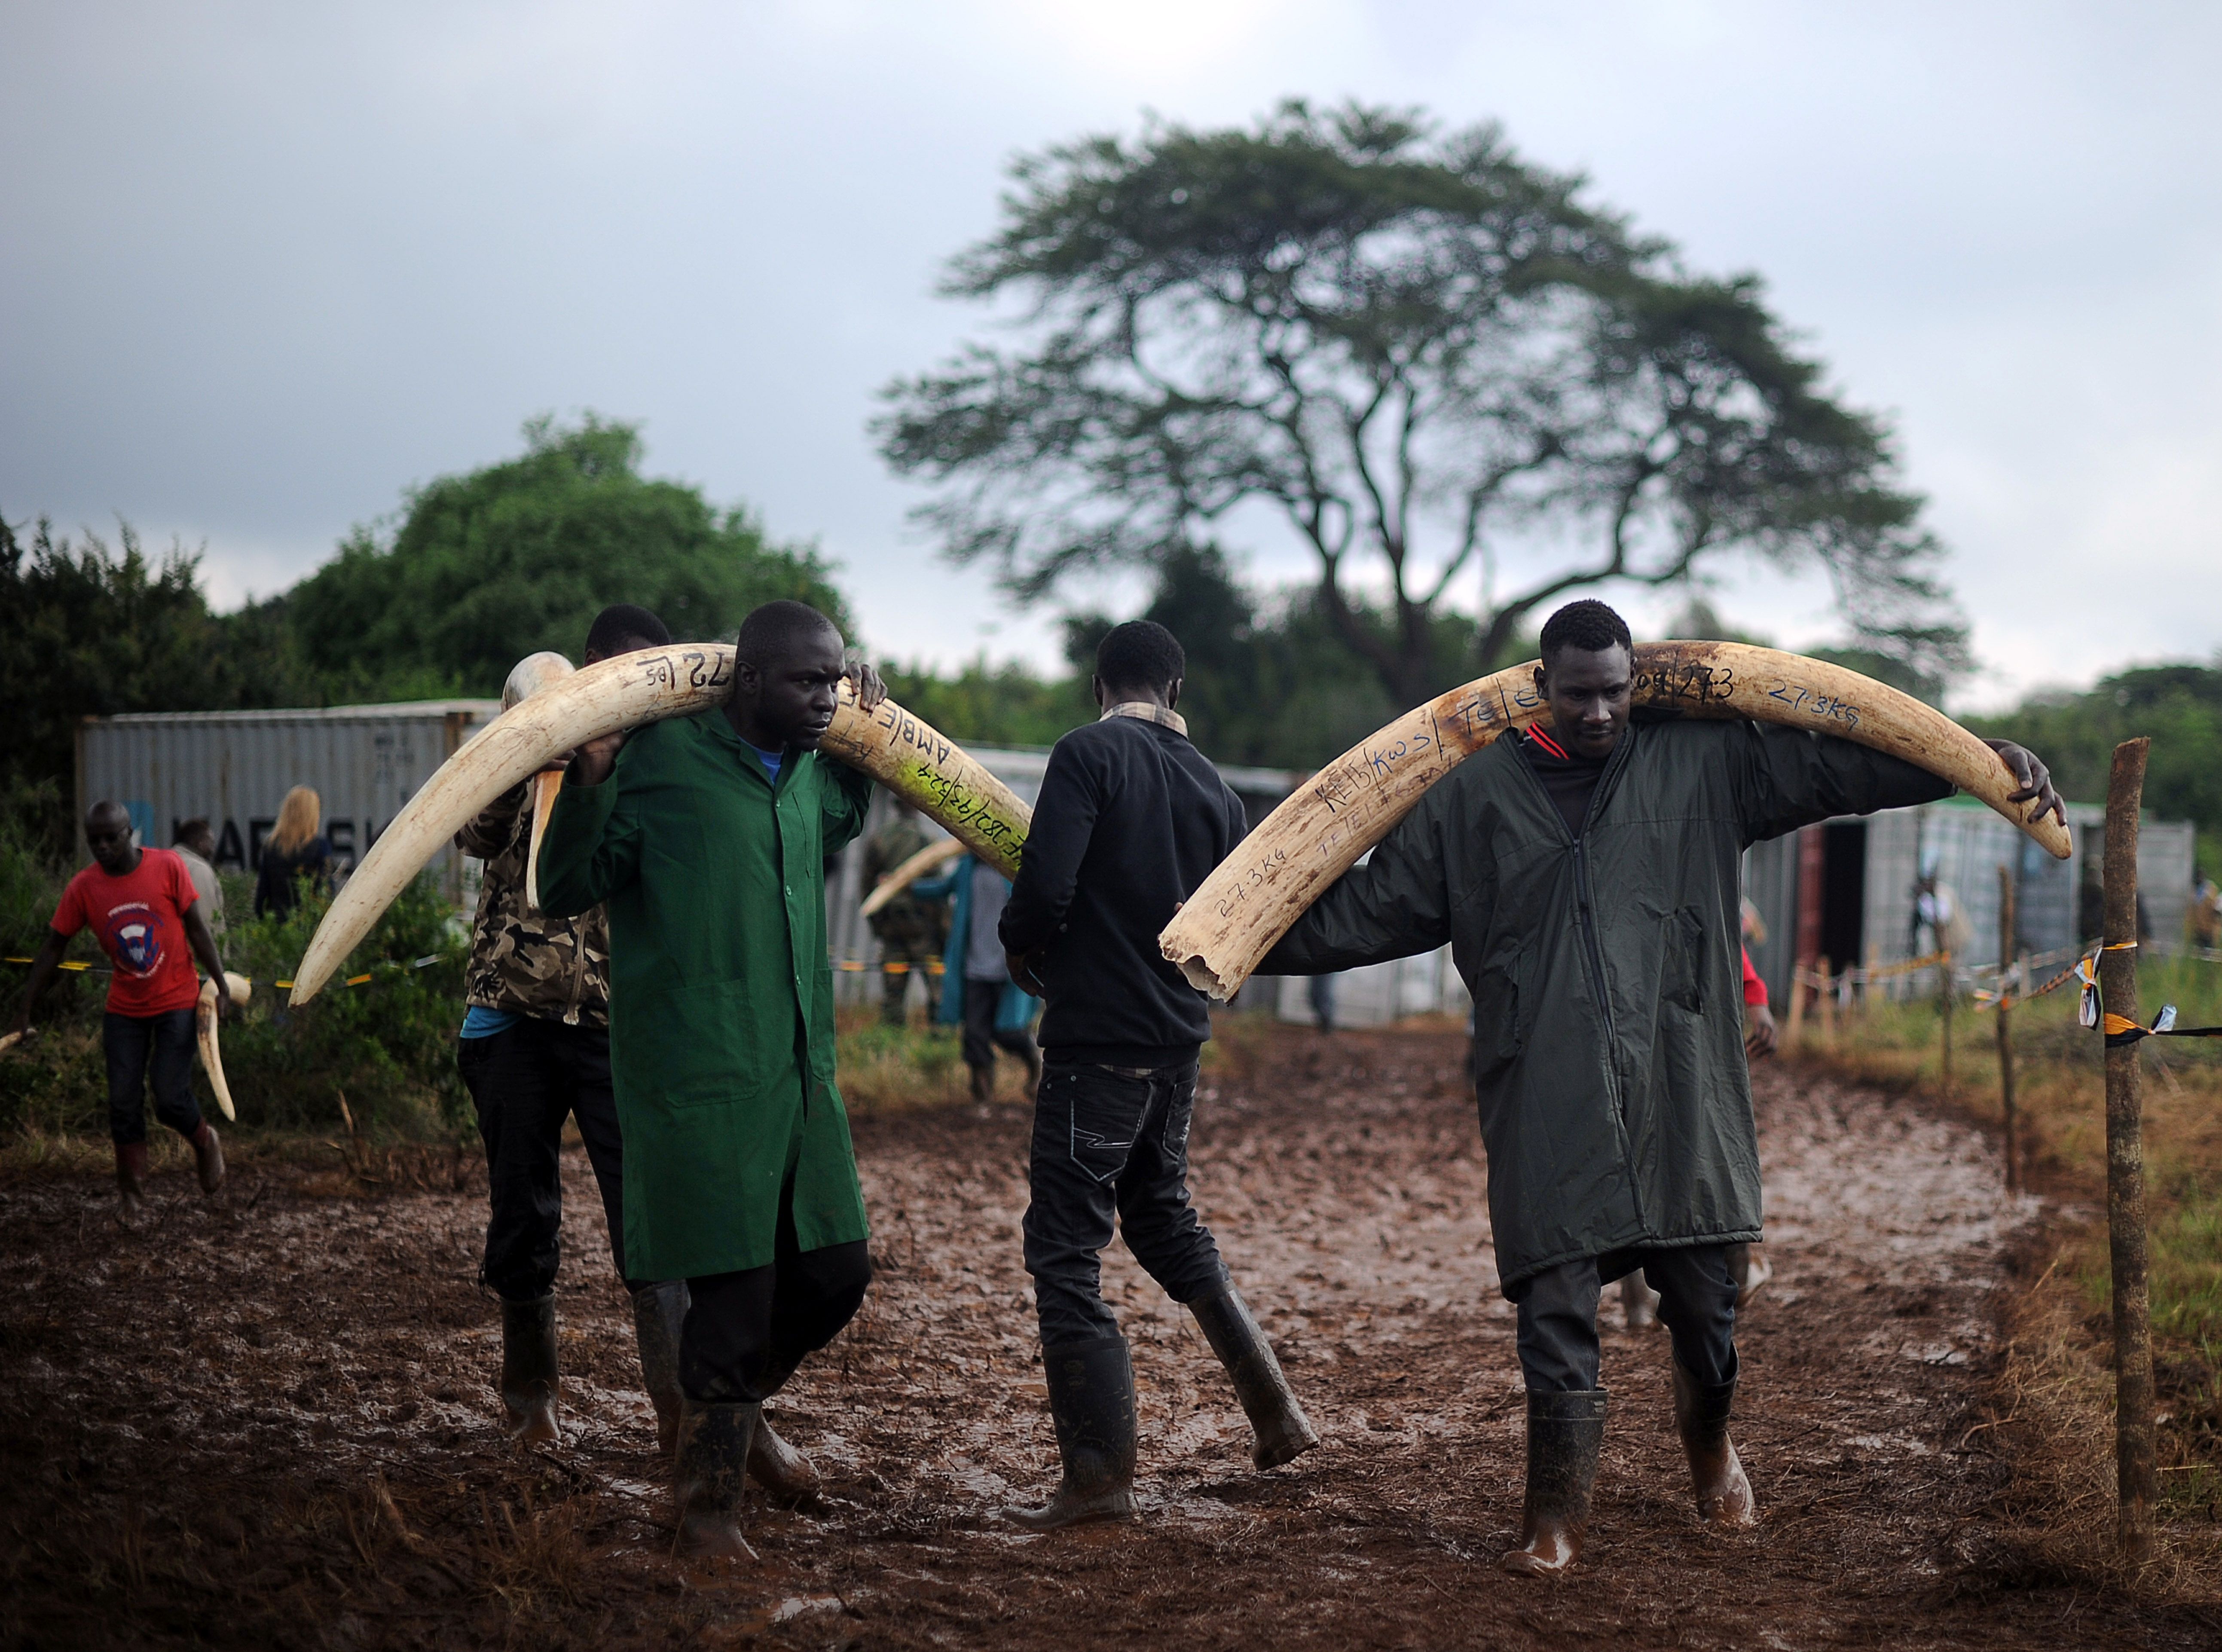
[196,971,251,1121]
[290,645,1032,1005]
[522,768,565,913]
[859,836,967,921]
[0,1030,21,1055]
[1159,641,2075,1002]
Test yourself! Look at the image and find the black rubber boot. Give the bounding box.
[190,1122,226,1197]
[1672,1362,1756,1529]
[674,1400,759,1557]
[1501,1389,1608,1576]
[114,1141,148,1217]
[500,1294,560,1446]
[1187,1285,1320,1469]
[631,1281,688,1455]
[996,1336,1138,1531]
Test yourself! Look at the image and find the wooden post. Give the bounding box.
[1996,864,2020,1194]
[1784,965,1806,1048]
[2102,737,2156,1566]
[1817,958,1836,1044]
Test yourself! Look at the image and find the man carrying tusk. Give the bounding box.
[995,620,1319,1530]
[453,604,707,1456]
[1257,600,2064,1574]
[15,801,235,1212]
[537,599,885,1557]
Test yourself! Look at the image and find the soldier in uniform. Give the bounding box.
[862,798,948,1026]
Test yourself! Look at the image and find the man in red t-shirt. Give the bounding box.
[14,801,235,1209]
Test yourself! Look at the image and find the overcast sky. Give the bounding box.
[5,1,2218,709]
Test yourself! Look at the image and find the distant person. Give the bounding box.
[1307,972,1337,1034]
[254,786,333,919]
[171,819,226,941]
[928,854,1039,1102]
[2192,876,2221,952]
[862,798,949,1027]
[453,603,706,1462]
[14,801,235,1211]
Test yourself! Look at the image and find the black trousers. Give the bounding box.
[455,1018,630,1301]
[961,977,1038,1075]
[105,1009,202,1146]
[1510,1244,1739,1392]
[679,1174,872,1404]
[1021,1057,1229,1345]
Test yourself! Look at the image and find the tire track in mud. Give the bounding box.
[0,1032,2207,1649]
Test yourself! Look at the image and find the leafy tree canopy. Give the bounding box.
[282,415,851,699]
[880,100,1969,710]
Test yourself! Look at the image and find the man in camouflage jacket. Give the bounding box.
[454,605,703,1460]
[862,798,949,1026]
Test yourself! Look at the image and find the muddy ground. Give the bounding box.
[2,1029,2214,1650]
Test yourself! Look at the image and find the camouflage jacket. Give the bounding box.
[862,816,941,942]
[457,781,610,1027]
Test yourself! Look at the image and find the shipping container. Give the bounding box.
[76,702,503,897]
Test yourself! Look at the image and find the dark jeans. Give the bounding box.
[1022,1057,1229,1345]
[456,1018,629,1301]
[679,1174,872,1404]
[1510,1244,1739,1393]
[961,977,1038,1075]
[104,1009,202,1146]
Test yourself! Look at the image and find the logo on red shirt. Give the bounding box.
[107,903,165,976]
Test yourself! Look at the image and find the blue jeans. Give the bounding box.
[1509,1244,1739,1392]
[104,1009,202,1146]
[1021,1058,1229,1344]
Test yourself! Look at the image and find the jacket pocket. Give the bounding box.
[1660,906,1706,1014]
[652,979,765,1110]
[1468,964,1523,1088]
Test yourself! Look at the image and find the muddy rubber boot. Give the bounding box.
[968,1063,993,1104]
[1500,1389,1608,1576]
[631,1281,688,1455]
[724,1348,822,1499]
[1620,1271,1660,1330]
[190,1122,226,1197]
[1728,1243,1772,1312]
[499,1294,561,1446]
[996,1336,1138,1531]
[114,1141,149,1215]
[1187,1285,1320,1469]
[1672,1362,1756,1529]
[674,1399,759,1558]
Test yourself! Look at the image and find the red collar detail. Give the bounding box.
[1526,725,1571,761]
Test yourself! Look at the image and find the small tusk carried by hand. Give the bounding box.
[523,767,565,912]
[196,973,248,1122]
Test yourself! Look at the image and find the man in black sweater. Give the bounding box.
[995,621,1318,1530]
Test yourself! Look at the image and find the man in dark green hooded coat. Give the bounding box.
[1261,599,2064,1576]
[538,600,884,1558]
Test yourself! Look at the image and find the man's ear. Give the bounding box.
[1165,676,1183,711]
[1533,663,1549,700]
[734,657,761,694]
[1091,673,1106,710]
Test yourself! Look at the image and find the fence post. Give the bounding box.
[1996,863,2019,1194]
[2102,737,2156,1566]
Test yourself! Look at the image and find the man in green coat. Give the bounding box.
[538,600,884,1558]
[1261,600,2063,1575]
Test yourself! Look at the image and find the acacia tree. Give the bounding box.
[879,101,1967,707]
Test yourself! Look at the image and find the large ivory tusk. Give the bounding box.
[859,836,967,921]
[290,645,1033,1005]
[1160,641,2074,1002]
[196,971,251,1122]
[0,1030,21,1055]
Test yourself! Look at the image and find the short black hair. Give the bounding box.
[1096,620,1184,694]
[735,599,841,664]
[586,603,672,657]
[172,817,212,846]
[1539,599,1633,666]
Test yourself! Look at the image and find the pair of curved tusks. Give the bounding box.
[859,837,968,920]
[197,971,252,1121]
[1158,641,2074,1000]
[289,646,1034,1005]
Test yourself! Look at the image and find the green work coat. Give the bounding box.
[1261,716,1950,1288]
[537,710,875,1280]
